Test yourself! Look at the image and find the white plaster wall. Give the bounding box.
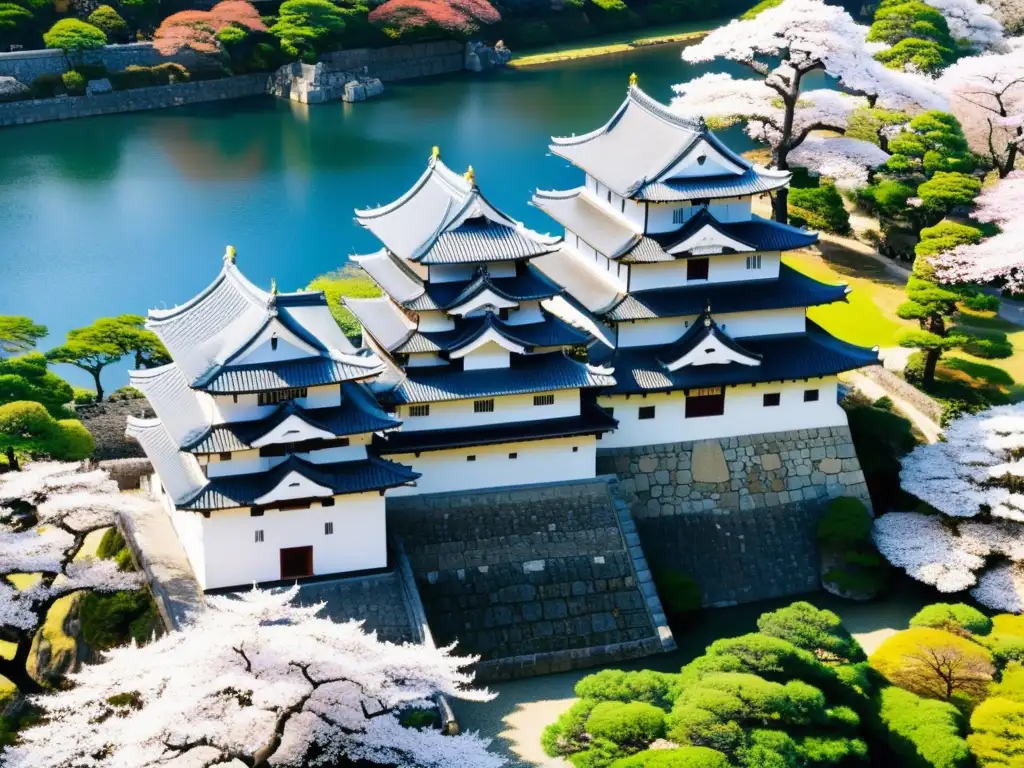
[462,341,511,371]
[430,263,516,283]
[162,490,209,590]
[231,320,316,366]
[299,444,369,464]
[628,252,781,292]
[211,384,342,423]
[662,140,745,179]
[617,308,807,348]
[406,352,447,367]
[197,492,387,590]
[387,436,597,496]
[418,311,455,332]
[584,175,646,229]
[597,377,847,448]
[203,437,371,478]
[563,230,629,291]
[646,197,752,233]
[398,390,579,432]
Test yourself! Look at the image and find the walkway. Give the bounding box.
[847,371,942,443]
[118,494,204,630]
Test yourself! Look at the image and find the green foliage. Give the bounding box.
[398,707,440,729]
[62,69,86,95]
[0,2,34,52]
[586,701,666,749]
[910,604,993,636]
[78,589,159,650]
[868,0,957,53]
[875,36,952,73]
[96,526,127,561]
[758,601,867,664]
[87,5,129,42]
[871,627,994,703]
[653,569,701,617]
[915,221,983,258]
[575,670,680,710]
[543,699,599,757]
[610,747,730,767]
[120,0,160,28]
[306,266,382,338]
[109,63,190,89]
[873,395,894,410]
[857,180,915,218]
[0,400,94,465]
[842,394,919,510]
[0,352,74,416]
[0,316,47,354]
[739,0,782,18]
[875,686,971,768]
[108,385,144,401]
[885,112,976,179]
[43,18,107,52]
[960,293,1000,312]
[30,73,65,98]
[71,386,96,405]
[817,497,887,599]
[787,184,851,234]
[844,107,908,148]
[958,331,1013,360]
[817,498,872,549]
[917,172,982,218]
[270,0,347,61]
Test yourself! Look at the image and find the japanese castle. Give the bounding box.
[126,251,418,590]
[127,79,877,590]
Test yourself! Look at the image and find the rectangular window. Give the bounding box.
[763,393,781,407]
[250,509,264,517]
[533,394,554,406]
[509,452,518,459]
[218,451,231,461]
[672,207,686,224]
[258,437,350,458]
[804,389,820,402]
[746,254,762,270]
[467,455,476,462]
[474,399,495,413]
[686,389,725,419]
[254,529,264,543]
[325,522,334,535]
[408,404,430,417]
[687,258,710,281]
[638,405,656,420]
[257,387,307,407]
[620,199,625,213]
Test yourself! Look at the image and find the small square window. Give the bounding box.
[638,405,656,420]
[218,452,231,461]
[467,455,476,462]
[533,394,554,406]
[474,399,495,413]
[325,522,334,535]
[804,389,820,402]
[322,497,335,507]
[254,529,264,543]
[572,446,579,453]
[509,452,518,459]
[763,393,781,407]
[409,404,430,417]
[687,258,710,281]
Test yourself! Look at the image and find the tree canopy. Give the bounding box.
[270,0,348,60]
[154,0,265,56]
[871,627,996,703]
[43,18,107,53]
[0,352,74,416]
[0,316,47,355]
[0,401,93,471]
[369,0,500,38]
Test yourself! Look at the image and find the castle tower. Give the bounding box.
[346,153,618,495]
[126,250,418,590]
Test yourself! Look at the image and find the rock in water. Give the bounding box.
[86,78,113,96]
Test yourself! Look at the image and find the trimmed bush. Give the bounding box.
[788,183,851,234]
[78,589,159,650]
[72,386,96,405]
[87,5,129,42]
[586,701,666,749]
[818,498,872,549]
[959,332,1013,360]
[875,686,971,768]
[870,628,994,703]
[757,601,867,663]
[108,385,144,401]
[61,70,87,95]
[30,73,65,98]
[43,18,107,53]
[960,293,1000,312]
[910,604,992,636]
[611,746,731,767]
[575,669,679,710]
[542,699,599,757]
[109,63,190,90]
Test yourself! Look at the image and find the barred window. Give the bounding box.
[254,530,264,543]
[672,207,686,224]
[325,522,334,535]
[533,394,555,406]
[258,387,307,406]
[408,404,430,417]
[746,254,762,270]
[474,399,495,413]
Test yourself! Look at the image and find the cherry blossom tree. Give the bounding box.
[1,585,504,768]
[154,0,266,56]
[788,135,892,188]
[369,0,499,38]
[672,0,946,221]
[873,404,1024,612]
[988,0,1024,34]
[924,0,1007,51]
[931,171,1024,292]
[941,47,1024,178]
[0,462,145,695]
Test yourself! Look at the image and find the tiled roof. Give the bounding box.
[531,249,624,314]
[381,351,616,404]
[533,188,648,260]
[345,297,417,352]
[374,400,617,453]
[129,364,209,447]
[656,310,762,368]
[125,418,207,506]
[595,322,878,394]
[183,383,401,453]
[634,167,792,202]
[649,210,818,256]
[354,157,559,263]
[549,85,751,198]
[179,456,420,511]
[394,313,591,355]
[200,356,382,395]
[605,263,848,320]
[429,265,562,310]
[352,250,426,307]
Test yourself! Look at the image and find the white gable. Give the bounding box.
[461,340,513,371]
[667,223,754,256]
[254,470,333,505]
[449,289,519,318]
[662,139,747,179]
[230,319,319,366]
[449,328,526,360]
[664,332,761,371]
[250,414,335,448]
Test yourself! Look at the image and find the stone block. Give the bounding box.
[818,458,842,474]
[523,559,546,573]
[837,443,857,459]
[692,441,729,483]
[761,453,781,471]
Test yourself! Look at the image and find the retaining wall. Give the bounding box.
[596,427,872,607]
[0,74,267,126]
[0,43,201,82]
[862,364,943,425]
[322,40,465,82]
[77,399,153,461]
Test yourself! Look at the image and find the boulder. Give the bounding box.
[464,40,512,72]
[86,78,113,96]
[0,76,29,98]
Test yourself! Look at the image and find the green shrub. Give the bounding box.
[874,686,971,768]
[873,395,894,410]
[857,180,915,218]
[87,5,129,42]
[108,385,144,401]
[788,184,851,234]
[543,699,599,757]
[245,41,283,72]
[398,707,440,729]
[817,497,872,548]
[307,266,382,338]
[78,589,159,650]
[757,601,867,663]
[575,669,680,710]
[73,63,108,81]
[905,350,927,385]
[611,746,731,767]
[961,293,1000,312]
[959,332,1013,360]
[96,526,127,560]
[653,569,701,617]
[910,604,992,636]
[978,633,1024,670]
[968,664,1024,767]
[31,73,64,98]
[72,386,96,405]
[586,701,666,749]
[109,63,189,90]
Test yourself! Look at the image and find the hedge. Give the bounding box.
[788,183,852,235]
[874,686,971,768]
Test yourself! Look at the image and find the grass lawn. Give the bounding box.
[783,244,914,348]
[507,19,722,67]
[943,309,1024,402]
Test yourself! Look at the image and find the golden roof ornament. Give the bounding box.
[464,165,475,184]
[629,72,638,88]
[224,245,236,264]
[271,277,279,295]
[431,145,440,160]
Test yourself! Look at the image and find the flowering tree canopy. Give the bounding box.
[0,462,145,694]
[932,171,1024,291]
[1,585,504,768]
[154,0,266,56]
[873,404,1024,612]
[923,0,1007,51]
[672,0,945,220]
[941,47,1024,177]
[789,135,892,188]
[369,0,499,38]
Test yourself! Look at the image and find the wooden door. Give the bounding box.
[279,546,313,580]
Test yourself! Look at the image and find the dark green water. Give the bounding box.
[0,42,829,386]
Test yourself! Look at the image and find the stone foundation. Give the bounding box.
[596,426,870,607]
[387,477,673,681]
[268,61,383,104]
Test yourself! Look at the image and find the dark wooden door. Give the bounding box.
[280,546,313,580]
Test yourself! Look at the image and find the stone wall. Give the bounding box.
[0,43,201,82]
[0,74,267,127]
[596,427,871,607]
[322,40,465,82]
[387,477,674,682]
[862,364,943,424]
[77,399,153,461]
